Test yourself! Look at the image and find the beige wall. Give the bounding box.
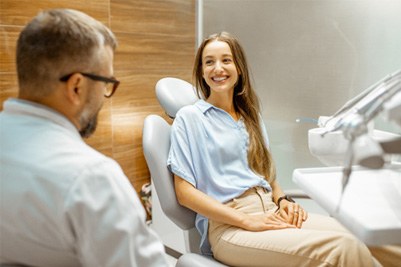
[0,0,195,193]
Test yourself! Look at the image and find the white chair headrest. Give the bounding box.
[155,77,199,118]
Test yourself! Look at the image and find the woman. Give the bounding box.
[167,32,381,267]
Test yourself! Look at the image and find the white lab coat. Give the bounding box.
[0,99,169,267]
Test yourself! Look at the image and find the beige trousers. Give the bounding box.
[208,187,400,267]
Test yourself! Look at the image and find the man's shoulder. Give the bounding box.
[61,141,118,173]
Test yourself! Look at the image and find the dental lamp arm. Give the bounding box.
[322,69,401,138]
[322,69,401,128]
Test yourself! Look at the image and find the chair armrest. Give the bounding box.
[283,189,310,199]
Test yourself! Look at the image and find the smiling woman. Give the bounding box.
[193,32,274,183]
[166,31,389,267]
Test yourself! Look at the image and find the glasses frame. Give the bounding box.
[59,72,120,98]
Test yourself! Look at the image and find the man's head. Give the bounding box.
[16,9,118,137]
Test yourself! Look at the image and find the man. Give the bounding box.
[0,9,169,267]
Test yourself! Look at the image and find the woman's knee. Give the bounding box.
[329,234,374,267]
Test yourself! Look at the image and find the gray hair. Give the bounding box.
[16,9,117,97]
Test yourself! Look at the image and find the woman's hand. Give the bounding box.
[276,200,308,228]
[241,211,296,231]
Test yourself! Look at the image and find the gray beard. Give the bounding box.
[79,113,98,138]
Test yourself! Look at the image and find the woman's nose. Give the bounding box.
[214,61,223,71]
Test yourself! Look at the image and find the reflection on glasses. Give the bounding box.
[59,72,120,98]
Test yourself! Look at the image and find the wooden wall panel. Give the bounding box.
[0,0,196,195]
[110,0,195,192]
[114,32,194,73]
[0,0,109,26]
[0,26,20,74]
[111,0,194,36]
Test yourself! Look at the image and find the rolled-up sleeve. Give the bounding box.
[167,115,197,187]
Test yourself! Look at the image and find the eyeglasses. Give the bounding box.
[59,72,120,98]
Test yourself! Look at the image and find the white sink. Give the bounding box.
[292,164,401,245]
[308,128,400,166]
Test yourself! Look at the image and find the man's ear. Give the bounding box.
[64,73,85,106]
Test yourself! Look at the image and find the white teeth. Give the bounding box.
[213,77,226,81]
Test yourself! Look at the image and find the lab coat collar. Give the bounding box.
[2,98,81,139]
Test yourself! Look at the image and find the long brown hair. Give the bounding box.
[193,32,276,183]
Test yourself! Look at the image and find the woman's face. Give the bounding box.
[202,40,239,96]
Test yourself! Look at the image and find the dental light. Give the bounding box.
[316,69,401,193]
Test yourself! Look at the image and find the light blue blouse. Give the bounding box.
[167,99,272,256]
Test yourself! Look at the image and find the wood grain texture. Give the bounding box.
[0,0,195,195]
[0,0,109,26]
[111,0,194,35]
[110,0,195,192]
[0,26,20,73]
[114,31,195,73]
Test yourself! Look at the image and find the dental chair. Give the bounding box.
[142,77,309,267]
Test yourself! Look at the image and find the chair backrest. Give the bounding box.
[155,77,198,118]
[142,77,199,230]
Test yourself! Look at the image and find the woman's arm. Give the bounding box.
[174,175,295,231]
[270,179,308,227]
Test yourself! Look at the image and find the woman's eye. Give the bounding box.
[205,60,213,65]
[223,58,232,63]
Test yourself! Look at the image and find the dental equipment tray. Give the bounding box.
[293,165,401,246]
